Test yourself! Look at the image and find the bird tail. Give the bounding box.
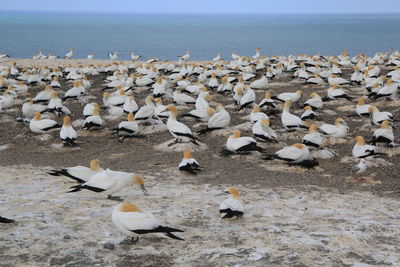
[67,184,82,193]
[321,96,330,102]
[197,127,212,135]
[0,216,15,223]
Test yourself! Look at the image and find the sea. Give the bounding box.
[0,11,400,60]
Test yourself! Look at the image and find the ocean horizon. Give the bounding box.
[1,10,400,60]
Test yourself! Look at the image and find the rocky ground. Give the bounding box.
[0,59,399,266]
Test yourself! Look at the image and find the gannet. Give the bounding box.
[111,113,139,142]
[252,118,278,143]
[83,102,99,118]
[307,74,324,84]
[178,150,201,174]
[0,90,16,109]
[173,89,196,105]
[48,159,103,183]
[349,159,367,181]
[112,203,184,243]
[50,76,61,88]
[259,92,276,109]
[328,74,350,86]
[208,73,219,90]
[217,187,244,219]
[122,96,139,114]
[182,106,215,122]
[223,130,263,154]
[29,112,61,133]
[304,92,323,109]
[60,116,77,146]
[130,52,141,61]
[153,98,169,121]
[368,106,394,125]
[166,105,199,145]
[33,85,53,103]
[372,120,395,146]
[84,105,102,130]
[87,54,95,59]
[264,143,317,167]
[135,74,154,87]
[213,53,222,62]
[238,87,255,111]
[281,101,307,130]
[108,52,118,60]
[318,118,349,138]
[134,95,155,122]
[351,66,363,84]
[324,84,352,101]
[250,105,269,123]
[355,97,371,117]
[152,77,167,98]
[301,106,317,120]
[69,171,148,200]
[179,49,190,62]
[22,98,47,118]
[250,75,268,90]
[272,90,302,103]
[0,53,9,60]
[302,125,322,148]
[197,104,230,134]
[48,91,71,117]
[64,80,85,100]
[370,79,398,100]
[352,136,385,158]
[64,48,74,59]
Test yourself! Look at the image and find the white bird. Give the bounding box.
[112,113,139,142]
[259,92,276,109]
[281,101,307,130]
[48,91,71,117]
[213,53,222,62]
[355,97,371,117]
[252,118,278,143]
[250,75,268,90]
[217,187,244,219]
[178,150,200,174]
[318,118,349,138]
[134,95,155,122]
[301,106,317,120]
[304,92,323,109]
[302,125,322,148]
[223,130,263,154]
[273,90,302,103]
[33,85,53,103]
[166,105,199,145]
[368,106,394,125]
[122,96,139,114]
[173,90,196,105]
[130,51,141,61]
[29,112,61,134]
[372,120,395,146]
[84,105,102,130]
[250,105,268,123]
[197,104,230,135]
[64,48,74,59]
[69,171,148,201]
[22,98,47,118]
[349,159,367,181]
[108,52,118,60]
[352,136,385,158]
[48,159,102,183]
[179,49,190,62]
[60,116,77,146]
[112,202,184,244]
[264,143,317,167]
[238,87,255,111]
[328,74,349,86]
[324,84,352,101]
[83,102,99,118]
[87,54,95,59]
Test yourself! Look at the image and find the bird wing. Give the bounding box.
[318,124,337,135]
[219,198,244,212]
[84,172,116,191]
[117,212,160,231]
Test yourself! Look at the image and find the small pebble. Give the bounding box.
[103,242,115,250]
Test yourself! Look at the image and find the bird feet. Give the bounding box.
[107,195,124,201]
[120,237,139,245]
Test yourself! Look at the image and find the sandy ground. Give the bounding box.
[0,58,400,266]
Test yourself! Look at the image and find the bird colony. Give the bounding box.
[1,49,400,265]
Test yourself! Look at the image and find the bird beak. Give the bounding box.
[139,184,149,196]
[215,191,227,196]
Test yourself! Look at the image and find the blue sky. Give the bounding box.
[1,0,400,14]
